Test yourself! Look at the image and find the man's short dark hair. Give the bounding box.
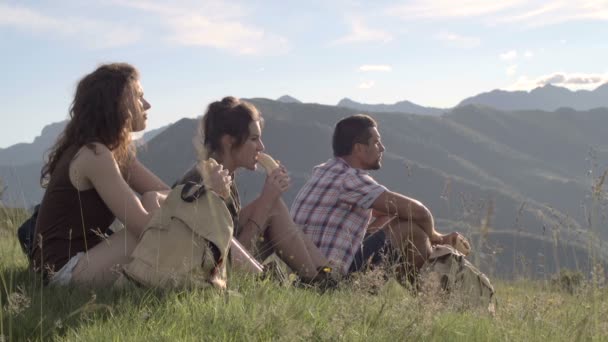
[332,114,377,157]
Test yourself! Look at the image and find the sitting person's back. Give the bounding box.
[291,157,387,274]
[32,145,114,277]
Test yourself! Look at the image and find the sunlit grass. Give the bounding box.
[1,206,608,341]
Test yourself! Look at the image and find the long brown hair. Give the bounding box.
[41,63,140,186]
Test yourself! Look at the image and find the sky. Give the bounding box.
[1,0,608,148]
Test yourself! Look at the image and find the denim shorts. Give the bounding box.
[348,230,395,273]
[49,252,84,286]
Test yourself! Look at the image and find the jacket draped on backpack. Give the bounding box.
[121,183,233,289]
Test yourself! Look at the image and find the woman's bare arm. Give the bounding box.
[126,158,170,195]
[74,144,155,238]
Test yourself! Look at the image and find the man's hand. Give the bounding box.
[433,231,471,255]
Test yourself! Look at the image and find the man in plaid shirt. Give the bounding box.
[291,115,469,275]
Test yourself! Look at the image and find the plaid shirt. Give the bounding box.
[290,158,387,274]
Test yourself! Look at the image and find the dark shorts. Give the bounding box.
[348,230,395,273]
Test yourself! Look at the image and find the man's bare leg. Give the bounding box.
[382,218,432,271]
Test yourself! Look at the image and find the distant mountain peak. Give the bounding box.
[277,95,301,103]
[457,83,608,111]
[337,98,445,116]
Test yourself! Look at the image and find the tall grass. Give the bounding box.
[2,208,608,341]
[2,162,608,341]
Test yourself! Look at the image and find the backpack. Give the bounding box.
[119,182,234,290]
[419,245,496,313]
[17,204,39,262]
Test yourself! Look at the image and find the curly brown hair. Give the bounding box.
[41,63,140,186]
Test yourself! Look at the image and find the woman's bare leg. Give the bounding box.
[237,198,328,280]
[70,228,138,286]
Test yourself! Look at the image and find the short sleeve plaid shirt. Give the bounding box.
[290,158,387,274]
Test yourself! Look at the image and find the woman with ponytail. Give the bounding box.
[177,97,334,286]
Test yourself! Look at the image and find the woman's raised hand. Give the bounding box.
[206,161,232,199]
[261,164,290,203]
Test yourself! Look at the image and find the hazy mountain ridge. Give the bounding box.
[277,95,301,104]
[0,121,66,166]
[0,121,169,167]
[337,97,446,116]
[458,83,608,111]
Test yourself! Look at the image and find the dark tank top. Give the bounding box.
[31,145,115,277]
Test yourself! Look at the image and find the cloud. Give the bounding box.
[113,0,289,55]
[506,64,518,76]
[506,72,608,91]
[332,17,393,45]
[500,50,518,61]
[359,65,392,72]
[0,3,141,48]
[497,1,608,28]
[435,32,480,48]
[524,50,534,58]
[359,80,376,89]
[388,0,526,19]
[388,1,608,28]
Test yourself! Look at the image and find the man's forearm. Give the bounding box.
[401,202,437,240]
[376,191,438,240]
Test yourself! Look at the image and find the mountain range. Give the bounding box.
[0,121,168,166]
[337,98,446,116]
[332,83,608,115]
[458,83,608,111]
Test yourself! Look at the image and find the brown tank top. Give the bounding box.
[31,145,115,277]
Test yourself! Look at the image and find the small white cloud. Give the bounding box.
[560,39,567,44]
[358,65,392,72]
[506,64,518,76]
[435,32,480,48]
[359,80,376,89]
[500,50,518,61]
[523,50,534,58]
[0,3,141,49]
[506,72,608,91]
[332,17,393,45]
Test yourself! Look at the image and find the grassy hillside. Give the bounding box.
[2,207,608,341]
